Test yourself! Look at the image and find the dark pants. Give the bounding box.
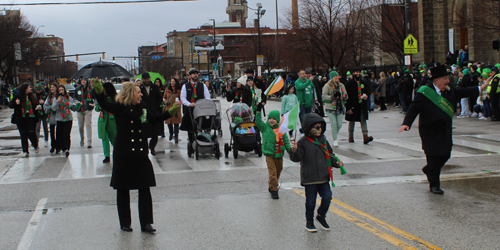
[167,124,180,139]
[423,154,450,188]
[378,96,387,110]
[483,98,492,118]
[17,118,38,153]
[490,93,499,119]
[304,182,332,220]
[49,124,58,151]
[149,136,158,151]
[117,188,153,228]
[398,92,407,111]
[56,121,72,152]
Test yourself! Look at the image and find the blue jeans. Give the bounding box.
[299,105,312,133]
[370,93,375,110]
[398,92,407,112]
[484,98,492,118]
[304,182,332,220]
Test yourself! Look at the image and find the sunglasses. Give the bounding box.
[313,126,322,130]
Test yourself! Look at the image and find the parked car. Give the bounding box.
[114,83,122,94]
[65,84,75,96]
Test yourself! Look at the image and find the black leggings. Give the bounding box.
[117,188,153,228]
[56,120,73,152]
[17,118,38,153]
[49,124,58,151]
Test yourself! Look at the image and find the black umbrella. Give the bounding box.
[71,60,133,80]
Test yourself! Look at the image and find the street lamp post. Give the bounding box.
[209,18,216,79]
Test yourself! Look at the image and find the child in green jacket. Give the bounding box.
[255,104,291,199]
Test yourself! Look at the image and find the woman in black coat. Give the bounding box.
[10,84,41,157]
[226,76,252,108]
[93,79,181,233]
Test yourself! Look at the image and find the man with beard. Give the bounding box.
[74,78,95,148]
[344,67,373,144]
[180,69,210,151]
[139,73,163,156]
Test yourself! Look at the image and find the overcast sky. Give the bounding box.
[13,0,290,69]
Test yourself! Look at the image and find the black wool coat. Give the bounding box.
[344,77,371,122]
[96,93,173,190]
[403,82,479,156]
[140,84,163,138]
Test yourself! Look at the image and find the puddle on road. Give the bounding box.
[442,176,500,195]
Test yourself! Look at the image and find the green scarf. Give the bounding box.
[306,136,347,187]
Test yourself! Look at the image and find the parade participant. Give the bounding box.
[290,113,343,232]
[205,80,217,99]
[139,73,163,156]
[487,67,500,121]
[322,71,348,146]
[180,68,210,146]
[10,84,42,157]
[43,82,60,154]
[377,72,387,110]
[93,79,181,233]
[95,82,117,163]
[226,75,252,107]
[34,82,49,147]
[399,65,488,194]
[255,104,291,199]
[281,84,298,137]
[73,78,95,148]
[53,84,81,157]
[245,69,265,92]
[164,78,182,143]
[154,78,166,137]
[313,73,326,117]
[247,76,266,113]
[344,67,373,144]
[220,80,227,97]
[295,69,317,134]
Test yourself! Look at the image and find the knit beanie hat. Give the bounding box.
[462,69,470,76]
[267,110,281,127]
[329,71,339,79]
[237,75,247,86]
[34,82,43,91]
[492,67,499,73]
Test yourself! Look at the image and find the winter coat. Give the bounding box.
[322,81,348,114]
[255,110,291,158]
[295,78,315,108]
[95,97,117,140]
[95,92,175,190]
[43,96,58,125]
[140,84,163,138]
[163,89,182,125]
[290,113,338,186]
[378,78,387,97]
[34,90,48,116]
[248,85,267,112]
[344,77,370,122]
[73,84,96,112]
[226,87,252,108]
[10,94,40,124]
[281,94,298,115]
[51,96,80,121]
[403,82,479,156]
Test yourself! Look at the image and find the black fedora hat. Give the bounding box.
[430,65,451,79]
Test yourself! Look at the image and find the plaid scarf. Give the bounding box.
[21,96,35,118]
[306,136,346,187]
[59,96,71,122]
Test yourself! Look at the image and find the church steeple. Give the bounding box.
[226,0,248,28]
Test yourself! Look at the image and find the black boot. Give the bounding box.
[305,220,317,232]
[103,157,110,163]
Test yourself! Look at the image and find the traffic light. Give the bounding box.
[193,53,197,60]
[103,52,105,59]
[133,56,137,62]
[113,57,116,62]
[190,53,193,61]
[76,54,79,61]
[36,59,40,66]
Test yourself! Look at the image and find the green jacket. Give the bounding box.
[295,78,315,108]
[95,100,117,140]
[255,110,291,158]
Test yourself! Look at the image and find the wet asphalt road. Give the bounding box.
[1,97,500,250]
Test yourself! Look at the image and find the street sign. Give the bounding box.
[14,42,22,61]
[404,55,411,66]
[151,55,162,60]
[256,55,264,66]
[404,34,418,54]
[212,64,218,70]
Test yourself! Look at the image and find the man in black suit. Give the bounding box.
[399,65,488,194]
[139,73,163,156]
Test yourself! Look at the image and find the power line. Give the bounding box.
[0,0,197,6]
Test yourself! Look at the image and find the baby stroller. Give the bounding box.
[188,99,221,160]
[223,103,262,159]
[213,99,223,137]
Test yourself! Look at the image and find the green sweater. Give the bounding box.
[295,78,315,108]
[255,110,291,158]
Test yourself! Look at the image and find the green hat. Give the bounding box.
[482,68,492,78]
[329,71,339,79]
[462,69,470,76]
[495,64,500,69]
[34,82,43,91]
[404,69,410,74]
[346,71,351,75]
[267,110,281,127]
[422,64,428,69]
[402,66,407,70]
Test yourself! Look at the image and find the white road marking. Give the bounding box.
[17,198,48,250]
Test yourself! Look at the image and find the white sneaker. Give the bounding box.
[457,115,465,118]
[22,152,29,158]
[35,147,40,154]
[44,140,48,147]
[471,112,478,117]
[333,140,339,147]
[479,116,486,120]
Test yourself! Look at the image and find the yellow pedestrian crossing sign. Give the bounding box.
[404,34,418,54]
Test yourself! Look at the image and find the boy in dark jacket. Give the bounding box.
[290,113,343,232]
[255,105,291,199]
